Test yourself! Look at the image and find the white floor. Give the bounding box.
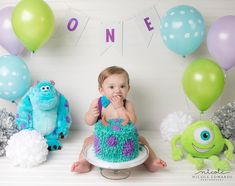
[0,131,234,186]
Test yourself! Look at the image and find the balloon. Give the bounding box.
[182,58,225,112]
[0,6,24,55]
[160,5,205,57]
[0,55,31,101]
[207,16,235,71]
[12,0,55,52]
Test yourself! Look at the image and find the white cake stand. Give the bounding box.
[83,144,149,180]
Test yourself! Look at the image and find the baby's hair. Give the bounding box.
[98,66,130,88]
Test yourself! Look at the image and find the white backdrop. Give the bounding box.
[1,0,235,131]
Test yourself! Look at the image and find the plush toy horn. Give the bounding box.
[32,81,39,86]
[50,80,55,86]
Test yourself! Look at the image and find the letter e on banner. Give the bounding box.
[135,7,160,47]
[144,17,154,31]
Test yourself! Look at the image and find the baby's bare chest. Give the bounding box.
[102,106,119,120]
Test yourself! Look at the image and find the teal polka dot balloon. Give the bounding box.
[160,5,205,57]
[0,55,31,101]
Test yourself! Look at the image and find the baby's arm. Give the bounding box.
[112,98,137,124]
[125,100,137,123]
[85,98,99,125]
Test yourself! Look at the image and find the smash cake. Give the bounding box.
[94,118,139,162]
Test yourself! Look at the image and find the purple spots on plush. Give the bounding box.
[122,140,134,156]
[66,116,70,123]
[112,124,120,131]
[65,101,69,108]
[94,136,101,154]
[16,113,19,118]
[106,136,118,147]
[20,123,26,129]
[28,114,31,120]
[52,130,57,136]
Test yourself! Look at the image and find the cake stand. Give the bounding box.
[83,144,149,180]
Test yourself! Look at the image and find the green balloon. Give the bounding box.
[12,0,54,52]
[182,58,225,112]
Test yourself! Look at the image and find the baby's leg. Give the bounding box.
[139,135,167,172]
[71,135,94,173]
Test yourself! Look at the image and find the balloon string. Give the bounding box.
[184,95,191,115]
[214,69,227,112]
[200,111,204,120]
[224,70,227,83]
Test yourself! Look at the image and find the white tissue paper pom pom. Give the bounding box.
[160,111,193,142]
[5,130,48,167]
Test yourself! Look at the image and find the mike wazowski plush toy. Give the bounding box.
[171,120,234,171]
[16,80,72,151]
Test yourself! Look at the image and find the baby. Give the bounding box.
[71,66,166,173]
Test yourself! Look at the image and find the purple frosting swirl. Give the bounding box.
[113,118,120,122]
[122,140,134,156]
[112,124,120,131]
[94,135,101,154]
[106,136,118,147]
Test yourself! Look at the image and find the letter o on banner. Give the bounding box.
[67,18,78,31]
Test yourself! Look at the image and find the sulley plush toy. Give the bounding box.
[16,80,72,151]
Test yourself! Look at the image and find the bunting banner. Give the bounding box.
[52,8,89,46]
[99,21,123,55]
[49,4,160,54]
[134,7,160,47]
[0,2,161,55]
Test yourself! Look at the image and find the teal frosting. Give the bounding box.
[94,119,139,162]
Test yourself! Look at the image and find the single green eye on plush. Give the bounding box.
[194,127,214,144]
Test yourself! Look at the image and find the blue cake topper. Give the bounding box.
[101,96,110,108]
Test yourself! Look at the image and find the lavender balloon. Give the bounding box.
[207,16,235,71]
[0,7,24,55]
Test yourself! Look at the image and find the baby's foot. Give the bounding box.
[71,161,91,173]
[146,159,167,172]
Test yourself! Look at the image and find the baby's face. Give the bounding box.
[99,74,130,100]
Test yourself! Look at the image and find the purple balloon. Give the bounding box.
[0,7,24,55]
[207,16,235,71]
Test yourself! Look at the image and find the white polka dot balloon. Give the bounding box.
[160,5,205,57]
[0,55,31,101]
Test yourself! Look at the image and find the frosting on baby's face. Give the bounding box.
[99,74,130,100]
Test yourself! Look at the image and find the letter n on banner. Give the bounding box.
[134,7,160,47]
[100,21,123,55]
[53,8,89,46]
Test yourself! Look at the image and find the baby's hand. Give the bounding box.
[89,104,100,118]
[111,96,123,109]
